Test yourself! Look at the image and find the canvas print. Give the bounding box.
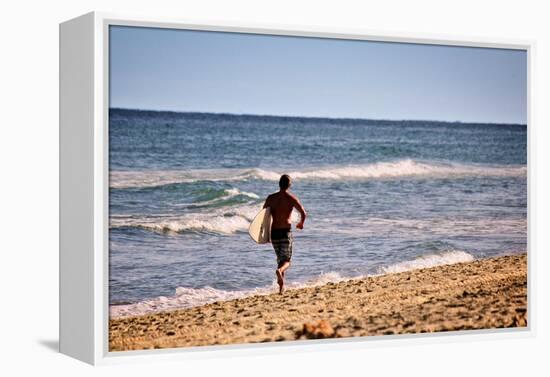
[107,26,527,351]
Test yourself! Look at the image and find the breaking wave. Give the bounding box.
[110,205,260,235]
[110,159,526,189]
[110,201,302,235]
[188,188,259,208]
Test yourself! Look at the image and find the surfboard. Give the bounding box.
[248,207,272,244]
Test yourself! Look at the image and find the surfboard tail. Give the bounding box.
[249,207,272,244]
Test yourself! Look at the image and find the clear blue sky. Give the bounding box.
[109,26,527,124]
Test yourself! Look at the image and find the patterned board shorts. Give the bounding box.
[271,228,293,268]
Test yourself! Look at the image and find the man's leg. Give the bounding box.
[274,232,292,294]
[276,260,290,294]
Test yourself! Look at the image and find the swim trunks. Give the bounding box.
[271,228,293,268]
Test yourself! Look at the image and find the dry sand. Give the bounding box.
[109,253,527,351]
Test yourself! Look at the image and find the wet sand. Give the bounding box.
[109,253,527,351]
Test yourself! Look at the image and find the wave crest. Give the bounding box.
[110,205,259,235]
[110,202,304,235]
[110,159,526,189]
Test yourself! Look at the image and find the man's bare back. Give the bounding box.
[263,191,306,230]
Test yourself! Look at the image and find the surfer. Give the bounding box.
[263,174,307,294]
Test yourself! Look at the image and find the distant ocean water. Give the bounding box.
[108,109,527,318]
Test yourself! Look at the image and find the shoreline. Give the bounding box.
[109,253,527,351]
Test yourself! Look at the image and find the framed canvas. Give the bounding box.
[59,12,533,365]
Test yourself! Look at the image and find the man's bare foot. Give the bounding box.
[276,269,284,294]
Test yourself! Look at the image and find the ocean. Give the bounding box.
[108,108,527,317]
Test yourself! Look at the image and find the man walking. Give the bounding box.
[263,174,307,294]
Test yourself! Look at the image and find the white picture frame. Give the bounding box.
[59,11,534,365]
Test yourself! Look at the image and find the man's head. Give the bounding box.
[279,174,291,191]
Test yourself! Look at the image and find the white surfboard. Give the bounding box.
[248,207,272,244]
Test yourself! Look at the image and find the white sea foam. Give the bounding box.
[109,271,347,318]
[132,216,250,234]
[378,250,475,274]
[110,159,527,189]
[109,250,479,318]
[110,285,269,318]
[272,160,525,181]
[110,203,302,235]
[110,204,260,235]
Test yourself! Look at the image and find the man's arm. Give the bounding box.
[263,195,271,209]
[291,195,307,229]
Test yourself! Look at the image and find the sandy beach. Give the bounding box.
[109,253,527,351]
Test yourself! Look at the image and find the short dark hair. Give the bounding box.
[279,174,291,190]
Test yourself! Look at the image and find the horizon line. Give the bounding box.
[109,107,527,126]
